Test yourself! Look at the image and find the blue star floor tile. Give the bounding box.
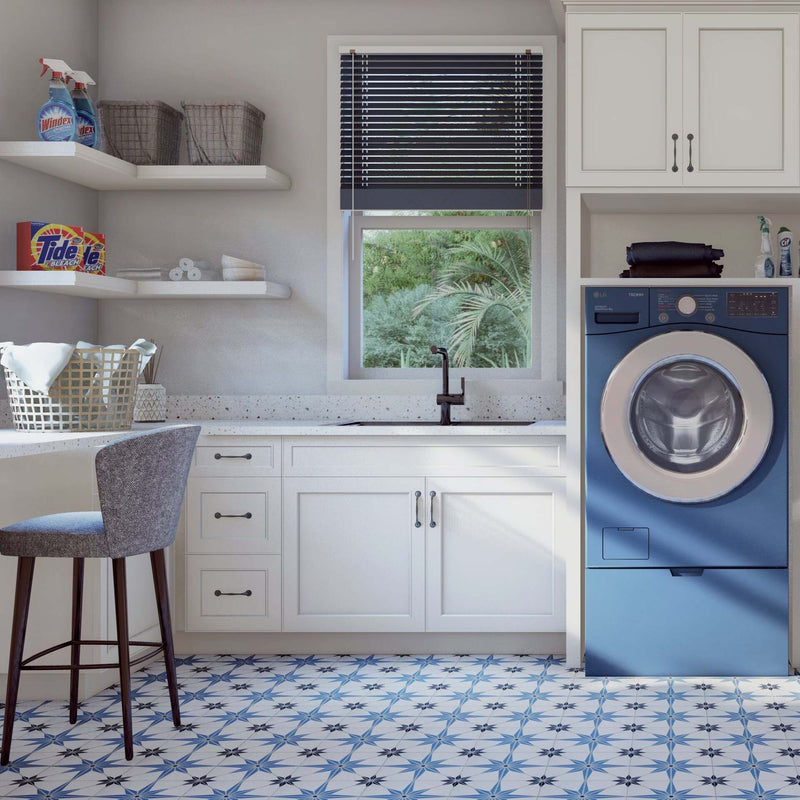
[3,656,800,799]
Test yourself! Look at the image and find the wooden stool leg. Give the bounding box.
[112,558,133,761]
[150,549,181,727]
[69,558,84,724]
[1,557,36,766]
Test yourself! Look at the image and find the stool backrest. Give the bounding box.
[95,426,201,558]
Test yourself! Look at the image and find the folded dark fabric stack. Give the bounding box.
[620,241,724,278]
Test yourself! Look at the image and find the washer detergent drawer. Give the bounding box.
[585,568,787,676]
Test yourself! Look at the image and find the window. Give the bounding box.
[326,37,558,391]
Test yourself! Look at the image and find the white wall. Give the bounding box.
[97,0,561,395]
[0,0,99,344]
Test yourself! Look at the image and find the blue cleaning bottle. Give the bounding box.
[37,58,77,142]
[67,69,97,148]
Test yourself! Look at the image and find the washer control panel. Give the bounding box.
[727,291,779,318]
[587,287,788,335]
[655,289,720,322]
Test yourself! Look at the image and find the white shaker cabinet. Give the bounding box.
[282,477,426,632]
[425,477,566,633]
[567,12,800,187]
[567,13,683,186]
[682,14,799,187]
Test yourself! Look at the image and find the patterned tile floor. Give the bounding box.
[2,654,800,799]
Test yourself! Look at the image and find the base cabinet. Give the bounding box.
[185,436,566,635]
[282,477,425,632]
[426,477,566,632]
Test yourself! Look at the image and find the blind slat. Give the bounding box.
[340,52,543,211]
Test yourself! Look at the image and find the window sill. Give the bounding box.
[325,378,564,396]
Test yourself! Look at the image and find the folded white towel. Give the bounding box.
[115,269,163,280]
[0,342,75,394]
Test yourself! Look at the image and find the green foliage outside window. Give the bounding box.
[362,222,532,369]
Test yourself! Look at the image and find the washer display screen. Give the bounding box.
[630,359,744,474]
[727,292,779,317]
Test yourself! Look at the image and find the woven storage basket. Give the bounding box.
[181,101,265,165]
[97,101,183,165]
[3,348,142,432]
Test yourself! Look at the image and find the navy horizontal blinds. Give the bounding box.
[340,52,543,211]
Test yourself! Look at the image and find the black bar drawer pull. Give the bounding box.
[214,512,253,520]
[686,133,695,172]
[214,453,253,460]
[429,491,437,528]
[214,589,253,597]
[414,490,422,528]
[670,568,704,577]
[671,133,679,172]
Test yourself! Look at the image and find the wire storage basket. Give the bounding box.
[97,101,183,165]
[3,348,142,432]
[181,101,265,165]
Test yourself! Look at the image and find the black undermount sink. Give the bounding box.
[338,420,536,427]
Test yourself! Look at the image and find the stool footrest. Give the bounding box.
[20,639,164,672]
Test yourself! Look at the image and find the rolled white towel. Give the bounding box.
[179,257,194,271]
[168,266,184,282]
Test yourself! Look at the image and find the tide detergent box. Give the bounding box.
[82,231,106,275]
[17,222,84,271]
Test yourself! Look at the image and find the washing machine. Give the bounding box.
[585,287,788,676]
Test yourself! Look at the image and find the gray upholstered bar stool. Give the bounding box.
[0,425,200,764]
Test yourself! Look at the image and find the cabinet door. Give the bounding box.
[682,14,800,186]
[426,477,566,632]
[567,13,683,186]
[283,477,425,631]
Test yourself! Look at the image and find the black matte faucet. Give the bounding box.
[431,345,465,425]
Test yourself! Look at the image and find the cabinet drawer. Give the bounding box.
[192,437,280,477]
[186,478,281,554]
[186,555,281,631]
[585,568,787,676]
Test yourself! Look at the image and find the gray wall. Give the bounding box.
[96,0,561,394]
[0,0,99,344]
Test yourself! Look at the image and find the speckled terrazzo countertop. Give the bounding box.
[0,419,565,459]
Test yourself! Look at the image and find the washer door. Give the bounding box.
[601,331,773,503]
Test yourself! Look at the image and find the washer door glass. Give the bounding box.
[600,331,773,503]
[630,359,744,474]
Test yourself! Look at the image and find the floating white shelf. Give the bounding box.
[134,279,292,299]
[581,277,798,287]
[0,141,291,191]
[0,271,291,300]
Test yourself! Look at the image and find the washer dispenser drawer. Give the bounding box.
[585,568,787,676]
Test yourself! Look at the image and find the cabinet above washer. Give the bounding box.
[566,12,800,187]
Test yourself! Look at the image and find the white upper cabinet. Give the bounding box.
[568,11,800,187]
[568,14,683,186]
[682,14,799,186]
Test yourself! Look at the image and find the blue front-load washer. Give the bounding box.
[585,287,788,676]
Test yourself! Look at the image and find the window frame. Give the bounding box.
[326,35,560,396]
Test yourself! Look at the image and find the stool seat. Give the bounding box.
[0,512,106,558]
